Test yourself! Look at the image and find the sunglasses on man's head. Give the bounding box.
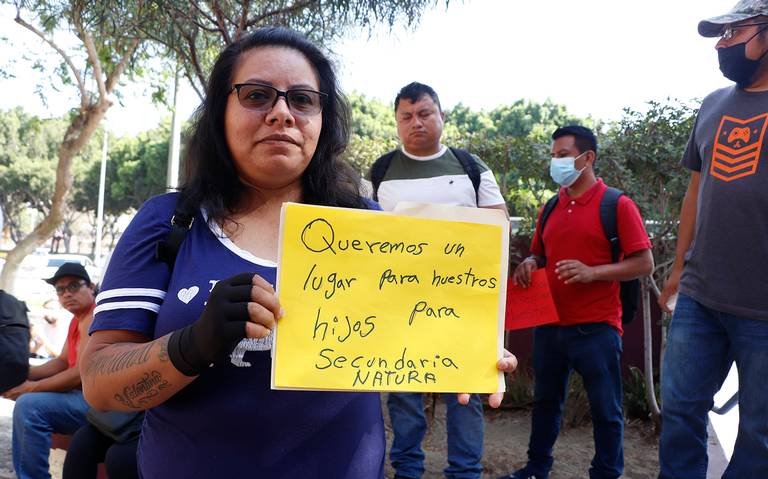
[55,280,86,296]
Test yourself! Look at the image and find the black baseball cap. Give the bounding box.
[44,262,91,285]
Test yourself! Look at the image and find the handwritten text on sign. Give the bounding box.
[273,203,504,392]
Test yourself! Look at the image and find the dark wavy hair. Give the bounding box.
[181,27,366,224]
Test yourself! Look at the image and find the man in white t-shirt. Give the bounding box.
[369,82,507,479]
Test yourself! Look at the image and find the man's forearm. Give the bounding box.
[527,254,546,268]
[31,367,82,393]
[28,357,68,381]
[593,249,654,282]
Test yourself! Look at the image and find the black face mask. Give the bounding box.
[718,28,768,88]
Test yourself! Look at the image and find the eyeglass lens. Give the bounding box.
[722,22,768,40]
[234,84,324,115]
[56,281,84,295]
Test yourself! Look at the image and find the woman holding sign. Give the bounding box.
[80,27,516,478]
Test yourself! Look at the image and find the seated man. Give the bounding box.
[2,262,96,479]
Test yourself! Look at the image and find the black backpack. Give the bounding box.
[0,290,31,392]
[538,187,641,324]
[369,147,481,204]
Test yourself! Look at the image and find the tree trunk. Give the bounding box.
[0,102,110,293]
[642,278,661,422]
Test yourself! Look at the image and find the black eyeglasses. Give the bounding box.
[721,22,768,40]
[55,280,86,296]
[230,83,327,116]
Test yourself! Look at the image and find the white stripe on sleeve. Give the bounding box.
[94,301,161,315]
[96,288,166,303]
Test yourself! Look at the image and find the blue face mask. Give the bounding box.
[549,152,586,187]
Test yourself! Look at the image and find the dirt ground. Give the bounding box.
[0,398,660,479]
[382,396,660,479]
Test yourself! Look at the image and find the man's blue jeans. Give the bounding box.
[12,390,89,479]
[387,392,484,479]
[659,293,768,478]
[524,323,624,479]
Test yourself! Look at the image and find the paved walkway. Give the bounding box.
[707,363,739,478]
[1,398,14,479]
[0,377,740,479]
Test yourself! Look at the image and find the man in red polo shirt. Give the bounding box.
[2,262,95,479]
[499,125,653,479]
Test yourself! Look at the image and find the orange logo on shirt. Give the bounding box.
[711,114,768,182]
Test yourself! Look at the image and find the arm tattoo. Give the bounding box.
[114,370,170,409]
[157,335,170,363]
[84,336,169,381]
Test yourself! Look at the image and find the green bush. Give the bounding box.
[623,366,660,422]
[563,374,591,428]
[498,370,534,409]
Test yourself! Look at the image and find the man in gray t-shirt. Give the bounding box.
[658,1,768,477]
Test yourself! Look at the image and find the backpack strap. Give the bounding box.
[370,150,398,202]
[599,187,624,263]
[449,147,481,205]
[155,191,196,269]
[537,194,560,263]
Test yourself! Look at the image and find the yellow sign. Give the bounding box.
[272,203,507,393]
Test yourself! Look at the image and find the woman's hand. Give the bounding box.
[168,273,282,376]
[457,348,518,408]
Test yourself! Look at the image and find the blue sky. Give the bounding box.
[0,0,735,136]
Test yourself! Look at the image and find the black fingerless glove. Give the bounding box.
[168,272,255,376]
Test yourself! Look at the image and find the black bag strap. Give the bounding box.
[536,194,560,262]
[537,188,625,264]
[448,147,482,205]
[155,191,196,269]
[370,148,482,204]
[370,150,398,202]
[599,187,624,263]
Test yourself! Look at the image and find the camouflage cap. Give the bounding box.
[699,0,768,37]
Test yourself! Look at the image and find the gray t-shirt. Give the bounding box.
[680,86,768,320]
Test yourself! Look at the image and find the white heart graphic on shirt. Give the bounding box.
[177,286,199,304]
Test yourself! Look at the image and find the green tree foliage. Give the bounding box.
[0,108,99,242]
[73,124,170,216]
[343,93,398,174]
[600,99,697,285]
[445,99,592,223]
[348,92,397,140]
[1,0,448,292]
[489,99,583,138]
[139,0,448,99]
[72,123,170,249]
[0,0,160,290]
[447,103,495,135]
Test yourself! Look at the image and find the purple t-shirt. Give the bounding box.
[92,193,385,478]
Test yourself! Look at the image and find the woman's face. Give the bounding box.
[225,46,322,191]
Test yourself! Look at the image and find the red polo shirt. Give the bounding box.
[530,179,651,334]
